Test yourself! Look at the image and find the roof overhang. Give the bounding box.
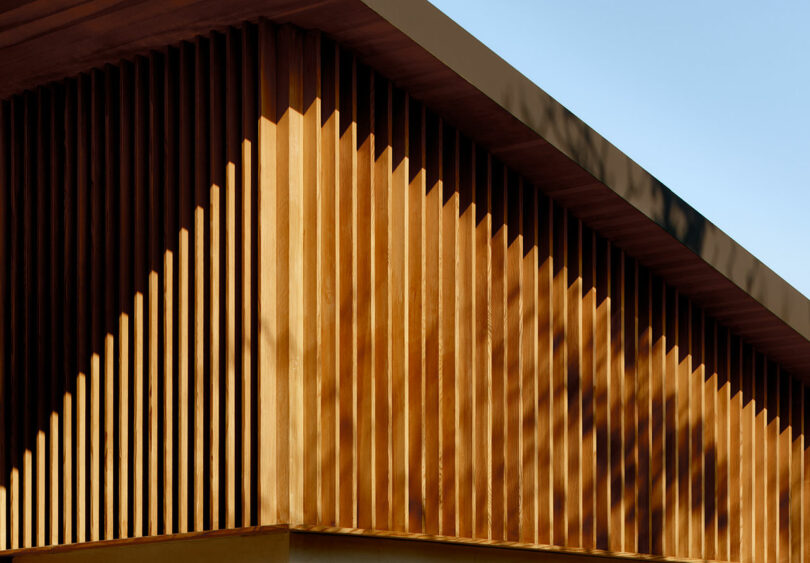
[2,0,808,374]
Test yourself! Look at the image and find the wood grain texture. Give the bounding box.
[0,19,807,563]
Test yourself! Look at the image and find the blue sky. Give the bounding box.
[430,0,810,298]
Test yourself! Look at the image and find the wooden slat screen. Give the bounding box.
[0,20,807,563]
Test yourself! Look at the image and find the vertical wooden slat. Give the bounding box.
[717,327,730,560]
[551,203,567,547]
[389,84,408,535]
[209,30,226,532]
[608,247,624,553]
[163,45,179,536]
[34,86,50,548]
[636,267,651,555]
[302,29,321,527]
[457,135,474,540]
[194,36,210,533]
[9,95,22,551]
[355,62,373,531]
[147,52,163,538]
[804,385,810,563]
[580,226,595,551]
[741,345,755,562]
[177,41,194,535]
[257,20,277,527]
[0,99,7,552]
[318,35,339,530]
[337,50,356,530]
[779,368,791,563]
[505,171,521,543]
[62,80,76,546]
[623,256,637,554]
[118,62,133,541]
[406,99,424,535]
[520,184,537,545]
[690,306,704,559]
[790,378,802,563]
[650,276,664,555]
[240,24,257,529]
[223,28,239,530]
[768,361,779,562]
[489,161,506,542]
[372,73,391,532]
[21,90,34,551]
[729,335,742,563]
[89,70,104,544]
[536,187,552,548]
[566,216,581,548]
[704,318,717,561]
[593,235,608,550]
[76,74,90,545]
[103,65,119,542]
[664,285,678,556]
[132,58,148,540]
[676,292,690,559]
[440,124,457,538]
[754,352,766,562]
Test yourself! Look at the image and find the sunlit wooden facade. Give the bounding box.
[1,2,809,562]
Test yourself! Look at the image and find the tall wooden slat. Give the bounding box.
[505,171,521,543]
[704,318,717,561]
[790,379,802,563]
[103,65,119,542]
[34,86,50,548]
[193,36,209,533]
[75,74,90,545]
[355,63,373,531]
[636,267,651,555]
[520,184,537,545]
[565,216,581,548]
[240,23,257,529]
[0,99,7,552]
[406,99,424,535]
[21,91,34,551]
[457,135,474,540]
[489,162,506,542]
[741,344,755,563]
[163,45,179,535]
[62,80,77,546]
[580,225,595,550]
[177,41,193,534]
[551,203,567,547]
[318,36,339,530]
[389,81,408,535]
[608,247,624,553]
[223,28,239,530]
[677,292,691,559]
[664,285,678,556]
[729,335,742,563]
[372,73,391,533]
[440,124,457,538]
[536,182,552,547]
[118,62,133,541]
[302,29,321,527]
[650,276,664,555]
[147,52,163,538]
[209,30,226,532]
[593,235,610,550]
[257,20,277,527]
[9,95,21,551]
[623,256,637,554]
[336,50,356,530]
[717,327,730,560]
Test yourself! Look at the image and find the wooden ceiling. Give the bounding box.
[2,0,808,374]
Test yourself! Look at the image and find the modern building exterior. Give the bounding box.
[1,1,809,562]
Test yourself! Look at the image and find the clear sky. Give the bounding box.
[429,0,810,298]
